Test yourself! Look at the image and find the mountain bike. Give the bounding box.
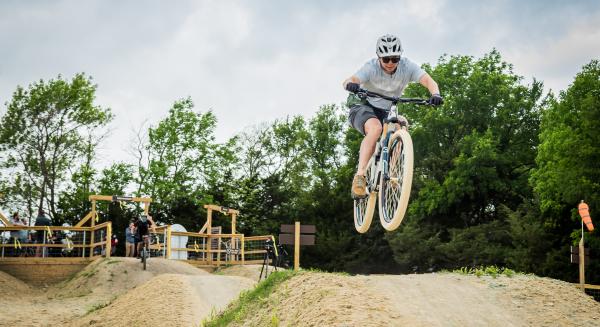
[352,88,431,233]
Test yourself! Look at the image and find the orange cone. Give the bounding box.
[578,201,594,232]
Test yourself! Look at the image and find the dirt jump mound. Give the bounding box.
[218,272,600,327]
[0,258,255,327]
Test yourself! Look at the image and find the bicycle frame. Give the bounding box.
[358,89,426,194]
[353,88,430,233]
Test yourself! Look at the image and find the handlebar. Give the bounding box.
[355,88,430,106]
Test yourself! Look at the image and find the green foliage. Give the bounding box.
[0,73,112,219]
[531,60,600,221]
[388,50,545,272]
[450,265,519,278]
[529,59,600,282]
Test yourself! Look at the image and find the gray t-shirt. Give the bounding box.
[354,57,426,110]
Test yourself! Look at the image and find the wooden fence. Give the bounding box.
[0,223,112,259]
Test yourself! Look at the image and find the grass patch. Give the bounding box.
[447,265,519,278]
[105,259,121,265]
[201,269,298,327]
[85,296,116,315]
[80,269,98,278]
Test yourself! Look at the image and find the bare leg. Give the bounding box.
[356,118,383,176]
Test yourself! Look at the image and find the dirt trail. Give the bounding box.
[2,260,599,327]
[366,273,600,326]
[230,272,600,327]
[69,274,254,327]
[0,258,255,327]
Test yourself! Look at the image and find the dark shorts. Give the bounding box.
[348,104,389,135]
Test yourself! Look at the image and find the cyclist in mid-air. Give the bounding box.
[135,214,156,258]
[343,34,443,199]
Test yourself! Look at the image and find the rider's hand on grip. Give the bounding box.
[346,82,360,93]
[428,93,443,106]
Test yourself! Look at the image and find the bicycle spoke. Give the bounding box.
[382,140,402,222]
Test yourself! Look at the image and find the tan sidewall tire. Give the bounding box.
[355,192,377,233]
[354,157,377,233]
[379,129,414,231]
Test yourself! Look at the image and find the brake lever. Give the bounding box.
[356,90,368,100]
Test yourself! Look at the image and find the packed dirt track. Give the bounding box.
[1,258,599,326]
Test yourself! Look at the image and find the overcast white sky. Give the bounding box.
[1,0,599,168]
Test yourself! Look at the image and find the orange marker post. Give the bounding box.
[578,201,594,232]
[577,201,593,292]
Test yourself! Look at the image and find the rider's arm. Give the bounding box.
[148,215,156,233]
[419,73,440,95]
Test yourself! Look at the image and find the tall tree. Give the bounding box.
[387,50,545,271]
[0,73,112,219]
[530,59,600,282]
[134,97,231,228]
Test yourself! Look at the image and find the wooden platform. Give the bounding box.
[0,257,94,286]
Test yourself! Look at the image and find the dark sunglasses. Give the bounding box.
[380,56,400,64]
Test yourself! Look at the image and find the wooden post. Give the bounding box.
[217,236,222,266]
[207,209,212,264]
[579,220,585,292]
[207,209,213,235]
[241,235,245,265]
[106,222,112,258]
[0,210,12,226]
[232,212,237,235]
[166,225,172,259]
[294,222,300,270]
[90,200,96,258]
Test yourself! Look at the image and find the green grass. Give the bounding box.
[80,269,98,278]
[201,270,298,327]
[85,296,116,315]
[448,265,519,278]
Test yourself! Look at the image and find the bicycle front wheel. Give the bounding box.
[378,129,414,231]
[354,157,377,233]
[142,248,147,270]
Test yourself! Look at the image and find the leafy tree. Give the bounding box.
[387,50,545,270]
[133,97,235,230]
[0,73,112,219]
[530,59,600,282]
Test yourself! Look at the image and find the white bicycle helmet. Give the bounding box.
[376,34,403,57]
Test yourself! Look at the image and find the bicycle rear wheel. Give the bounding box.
[378,129,414,231]
[354,157,377,233]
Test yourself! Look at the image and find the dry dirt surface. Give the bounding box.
[232,272,600,327]
[0,258,256,327]
[2,261,600,327]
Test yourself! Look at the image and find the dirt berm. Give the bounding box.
[232,272,600,326]
[1,259,599,326]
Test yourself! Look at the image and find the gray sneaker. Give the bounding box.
[351,175,368,199]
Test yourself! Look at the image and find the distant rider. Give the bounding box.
[343,34,443,199]
[135,214,156,258]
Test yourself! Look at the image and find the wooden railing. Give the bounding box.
[149,228,274,266]
[1,223,273,266]
[0,223,112,259]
